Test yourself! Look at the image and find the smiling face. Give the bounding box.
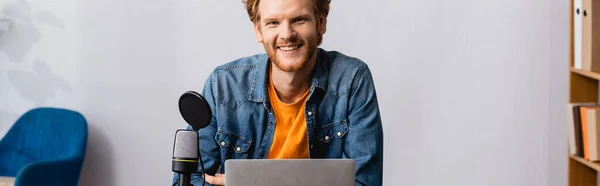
[253,0,327,72]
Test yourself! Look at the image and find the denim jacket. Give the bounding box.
[172,48,383,186]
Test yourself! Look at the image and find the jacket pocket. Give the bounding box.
[214,129,252,159]
[318,120,348,143]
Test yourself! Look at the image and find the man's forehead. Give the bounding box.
[258,0,314,19]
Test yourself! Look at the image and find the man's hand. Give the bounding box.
[204,173,225,186]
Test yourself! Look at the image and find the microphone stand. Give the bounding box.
[179,173,192,186]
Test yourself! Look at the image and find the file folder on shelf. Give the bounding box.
[581,0,600,72]
[575,0,582,69]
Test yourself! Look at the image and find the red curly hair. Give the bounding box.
[242,0,331,23]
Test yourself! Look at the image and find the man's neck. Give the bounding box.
[270,57,316,104]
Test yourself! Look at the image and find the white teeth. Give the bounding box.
[279,45,300,51]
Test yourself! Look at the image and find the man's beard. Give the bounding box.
[265,35,320,72]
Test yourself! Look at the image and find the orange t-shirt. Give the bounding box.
[266,76,310,159]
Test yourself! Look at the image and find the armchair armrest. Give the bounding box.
[15,156,84,186]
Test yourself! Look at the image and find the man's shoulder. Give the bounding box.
[321,49,369,73]
[207,52,266,85]
[319,49,371,82]
[213,53,267,71]
[206,53,267,105]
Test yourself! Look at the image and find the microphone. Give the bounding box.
[173,91,212,186]
[172,130,199,186]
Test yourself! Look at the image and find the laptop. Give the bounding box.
[224,159,355,186]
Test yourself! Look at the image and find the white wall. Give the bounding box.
[0,0,569,185]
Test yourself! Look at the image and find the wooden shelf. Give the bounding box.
[567,0,600,184]
[571,155,600,172]
[571,67,600,80]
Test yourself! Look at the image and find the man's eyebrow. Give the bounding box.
[292,13,312,19]
[260,12,312,21]
[260,15,279,22]
[261,17,277,22]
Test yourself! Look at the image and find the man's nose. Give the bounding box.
[279,22,295,41]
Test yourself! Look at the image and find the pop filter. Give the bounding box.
[178,91,212,131]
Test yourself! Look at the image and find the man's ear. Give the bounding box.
[254,22,263,43]
[318,15,327,35]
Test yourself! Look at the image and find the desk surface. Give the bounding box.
[0,176,14,186]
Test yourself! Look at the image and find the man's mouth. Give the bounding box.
[277,44,302,51]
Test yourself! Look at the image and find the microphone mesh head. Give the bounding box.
[173,130,198,159]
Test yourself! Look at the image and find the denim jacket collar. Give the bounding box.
[248,48,329,103]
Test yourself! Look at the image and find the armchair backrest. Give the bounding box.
[0,107,88,161]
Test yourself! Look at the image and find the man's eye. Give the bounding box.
[293,18,306,23]
[266,21,278,26]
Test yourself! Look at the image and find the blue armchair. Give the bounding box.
[0,107,88,186]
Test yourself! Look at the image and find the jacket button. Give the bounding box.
[308,111,313,116]
[236,146,242,152]
[324,136,330,141]
[337,132,342,137]
[221,141,226,146]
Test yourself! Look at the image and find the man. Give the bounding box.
[172,0,383,185]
